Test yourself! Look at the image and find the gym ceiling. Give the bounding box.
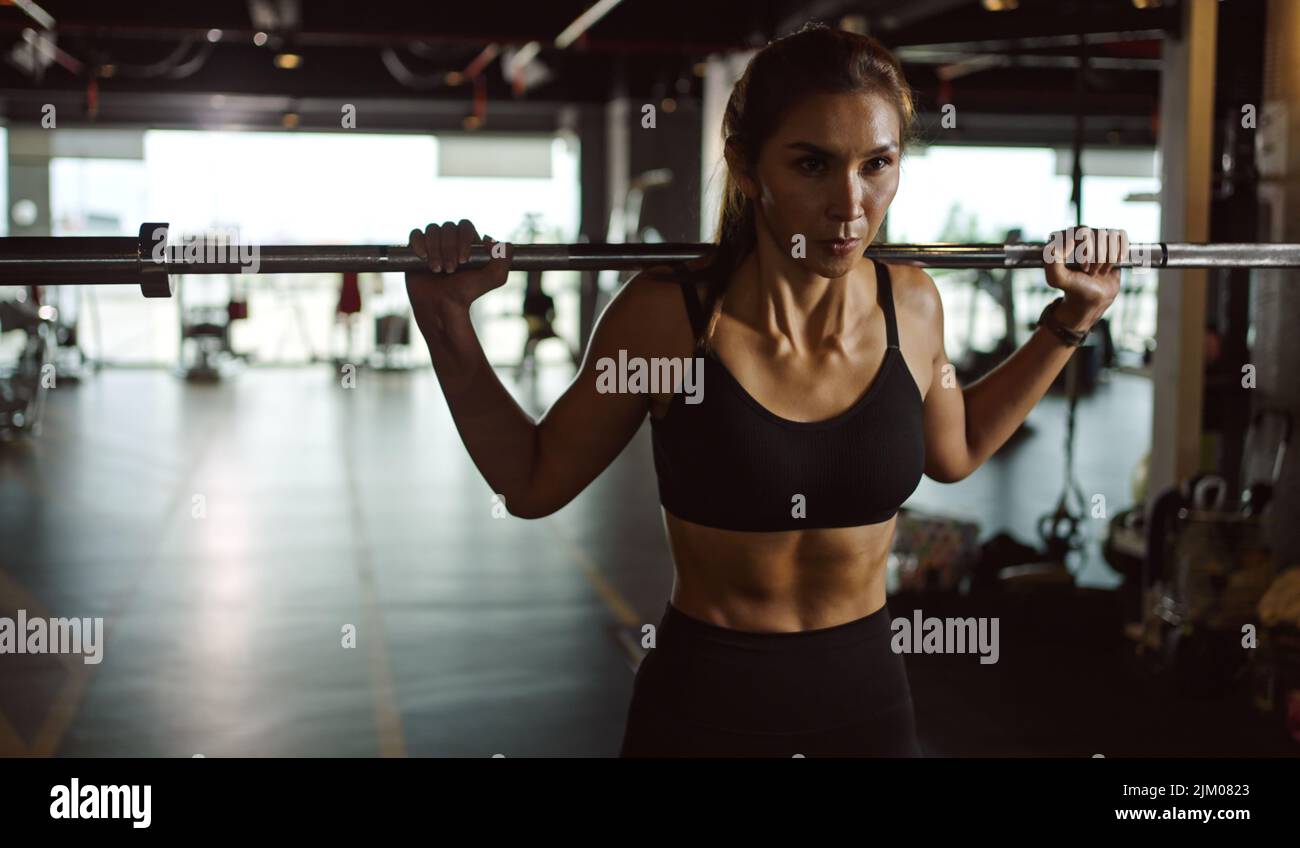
[0,0,1171,143]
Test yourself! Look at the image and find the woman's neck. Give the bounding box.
[726,239,875,356]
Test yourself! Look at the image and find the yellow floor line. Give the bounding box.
[0,566,91,756]
[0,711,25,756]
[339,385,407,758]
[354,565,407,757]
[30,666,93,756]
[3,381,279,757]
[543,521,640,627]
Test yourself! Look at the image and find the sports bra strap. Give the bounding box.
[873,260,900,350]
[668,264,710,343]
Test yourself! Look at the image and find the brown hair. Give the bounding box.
[702,22,917,349]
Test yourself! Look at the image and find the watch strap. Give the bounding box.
[1036,298,1089,347]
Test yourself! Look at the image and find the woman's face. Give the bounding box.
[733,90,901,279]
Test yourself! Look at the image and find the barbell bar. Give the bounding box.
[0,223,1297,299]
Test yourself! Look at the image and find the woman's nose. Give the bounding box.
[826,173,865,221]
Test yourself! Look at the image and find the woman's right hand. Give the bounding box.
[405,220,513,318]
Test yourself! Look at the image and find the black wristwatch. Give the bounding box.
[1035,298,1091,347]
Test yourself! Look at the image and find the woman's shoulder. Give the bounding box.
[623,256,716,308]
[598,261,712,357]
[880,262,941,320]
[633,253,716,283]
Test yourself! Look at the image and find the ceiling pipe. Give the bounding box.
[910,49,1161,74]
[0,22,746,55]
[899,29,1166,52]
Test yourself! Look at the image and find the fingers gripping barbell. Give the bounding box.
[1,223,1298,298]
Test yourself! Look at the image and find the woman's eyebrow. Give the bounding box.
[784,141,899,157]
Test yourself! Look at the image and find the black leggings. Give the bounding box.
[619,601,923,757]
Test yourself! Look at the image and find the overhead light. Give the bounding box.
[692,62,707,77]
[253,31,268,47]
[444,71,464,85]
[1132,0,1163,7]
[499,39,535,74]
[207,28,223,42]
[660,97,677,113]
[463,115,482,130]
[981,0,1018,9]
[555,0,624,49]
[274,53,302,69]
[281,112,299,128]
[11,0,54,30]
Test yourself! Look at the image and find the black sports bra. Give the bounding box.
[648,260,925,531]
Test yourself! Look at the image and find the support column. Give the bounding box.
[7,128,54,237]
[1147,0,1217,517]
[1251,0,1300,566]
[699,51,755,241]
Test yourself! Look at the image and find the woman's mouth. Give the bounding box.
[821,237,861,257]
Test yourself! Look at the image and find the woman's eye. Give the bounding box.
[797,157,889,175]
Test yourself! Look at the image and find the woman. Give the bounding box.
[403,23,1124,757]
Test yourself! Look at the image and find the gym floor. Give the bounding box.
[2,360,1283,756]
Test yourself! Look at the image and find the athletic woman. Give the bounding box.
[404,22,1124,757]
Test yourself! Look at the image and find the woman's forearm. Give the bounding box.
[418,302,539,506]
[962,300,1102,470]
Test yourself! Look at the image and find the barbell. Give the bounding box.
[1,223,1297,298]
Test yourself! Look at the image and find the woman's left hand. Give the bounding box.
[1043,226,1127,331]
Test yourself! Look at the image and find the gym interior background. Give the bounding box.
[0,0,1297,756]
